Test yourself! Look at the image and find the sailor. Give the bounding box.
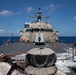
[2,55,26,75]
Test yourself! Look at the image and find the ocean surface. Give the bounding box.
[0,36,20,46]
[0,36,76,46]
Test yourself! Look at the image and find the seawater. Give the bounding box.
[0,36,76,46]
[59,36,76,43]
[0,36,20,46]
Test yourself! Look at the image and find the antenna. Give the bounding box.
[30,8,50,21]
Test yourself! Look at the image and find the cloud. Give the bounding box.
[0,29,5,33]
[9,30,13,33]
[0,29,20,36]
[49,4,56,12]
[43,3,60,12]
[26,6,33,13]
[0,10,13,16]
[73,17,76,20]
[15,12,22,15]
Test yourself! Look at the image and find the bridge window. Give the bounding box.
[26,28,53,32]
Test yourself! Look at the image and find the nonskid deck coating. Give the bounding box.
[0,42,67,54]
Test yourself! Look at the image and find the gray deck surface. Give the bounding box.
[0,42,67,54]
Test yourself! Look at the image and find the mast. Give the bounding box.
[37,8,42,21]
[30,8,49,22]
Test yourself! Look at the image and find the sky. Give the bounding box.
[0,0,76,36]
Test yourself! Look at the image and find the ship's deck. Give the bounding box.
[0,42,76,75]
[0,42,67,54]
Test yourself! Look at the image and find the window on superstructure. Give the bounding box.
[40,29,44,31]
[32,28,39,32]
[26,28,53,32]
[35,28,39,32]
[26,29,32,32]
[40,29,53,32]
